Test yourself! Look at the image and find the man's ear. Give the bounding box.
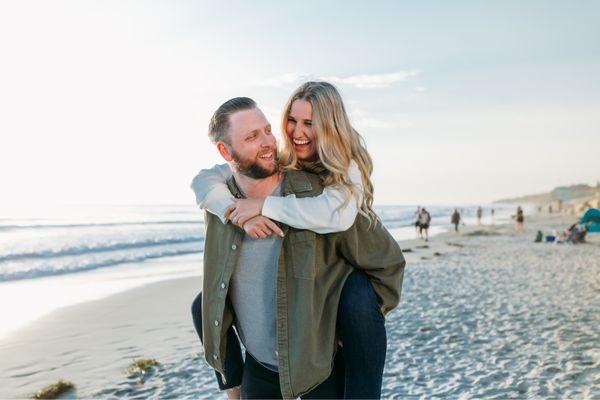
[216,142,233,162]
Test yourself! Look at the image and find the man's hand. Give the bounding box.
[225,386,241,400]
[243,215,284,239]
[225,198,266,228]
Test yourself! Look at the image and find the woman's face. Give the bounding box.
[285,99,318,162]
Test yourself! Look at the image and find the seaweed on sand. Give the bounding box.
[464,230,500,237]
[127,359,160,377]
[402,248,413,252]
[33,380,75,399]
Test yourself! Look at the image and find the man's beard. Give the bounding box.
[232,150,279,179]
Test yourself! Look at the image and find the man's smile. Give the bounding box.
[258,150,275,160]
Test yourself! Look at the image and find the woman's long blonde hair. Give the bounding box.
[279,81,378,226]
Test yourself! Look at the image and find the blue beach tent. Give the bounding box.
[581,208,600,233]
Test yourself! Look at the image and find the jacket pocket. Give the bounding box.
[289,230,317,280]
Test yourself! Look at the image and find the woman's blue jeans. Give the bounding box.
[337,269,387,399]
[191,269,386,398]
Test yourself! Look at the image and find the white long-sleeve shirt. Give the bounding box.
[190,161,363,234]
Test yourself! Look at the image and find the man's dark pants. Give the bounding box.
[191,294,345,398]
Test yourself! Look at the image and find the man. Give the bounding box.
[418,207,432,241]
[191,97,405,399]
[451,208,461,232]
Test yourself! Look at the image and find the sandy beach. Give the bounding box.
[1,213,598,399]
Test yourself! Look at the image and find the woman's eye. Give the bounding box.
[305,121,312,127]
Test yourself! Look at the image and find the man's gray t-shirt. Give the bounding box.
[228,182,282,371]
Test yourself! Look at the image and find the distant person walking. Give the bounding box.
[419,207,432,241]
[491,208,495,224]
[414,206,422,238]
[451,208,461,232]
[516,206,524,233]
[476,206,483,225]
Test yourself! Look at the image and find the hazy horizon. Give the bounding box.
[1,1,598,208]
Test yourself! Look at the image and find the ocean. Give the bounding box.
[0,204,512,283]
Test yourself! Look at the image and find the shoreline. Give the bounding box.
[0,276,204,399]
[1,212,597,398]
[0,253,202,340]
[0,218,462,340]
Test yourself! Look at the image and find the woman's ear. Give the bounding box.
[217,142,233,162]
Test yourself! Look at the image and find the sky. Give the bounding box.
[0,0,599,208]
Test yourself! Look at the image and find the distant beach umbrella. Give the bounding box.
[581,208,600,233]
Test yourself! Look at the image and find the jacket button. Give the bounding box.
[214,320,219,326]
[220,282,226,289]
[231,244,237,250]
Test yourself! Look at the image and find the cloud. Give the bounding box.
[350,108,390,129]
[322,70,419,89]
[254,73,312,88]
[255,70,419,89]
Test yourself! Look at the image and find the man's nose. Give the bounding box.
[260,132,274,146]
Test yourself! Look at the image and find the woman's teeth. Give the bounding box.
[293,139,310,145]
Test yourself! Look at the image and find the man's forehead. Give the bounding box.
[229,108,270,135]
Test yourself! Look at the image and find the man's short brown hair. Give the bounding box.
[208,97,257,145]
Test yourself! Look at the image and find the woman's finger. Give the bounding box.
[232,212,245,226]
[255,228,267,239]
[263,219,284,237]
[256,222,273,238]
[224,204,237,219]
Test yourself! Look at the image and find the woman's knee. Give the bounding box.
[339,271,382,323]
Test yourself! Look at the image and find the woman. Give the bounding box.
[451,208,461,232]
[516,205,524,233]
[192,82,388,399]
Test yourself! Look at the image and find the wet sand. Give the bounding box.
[1,214,598,398]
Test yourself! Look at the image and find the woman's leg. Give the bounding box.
[191,292,244,390]
[337,270,387,399]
